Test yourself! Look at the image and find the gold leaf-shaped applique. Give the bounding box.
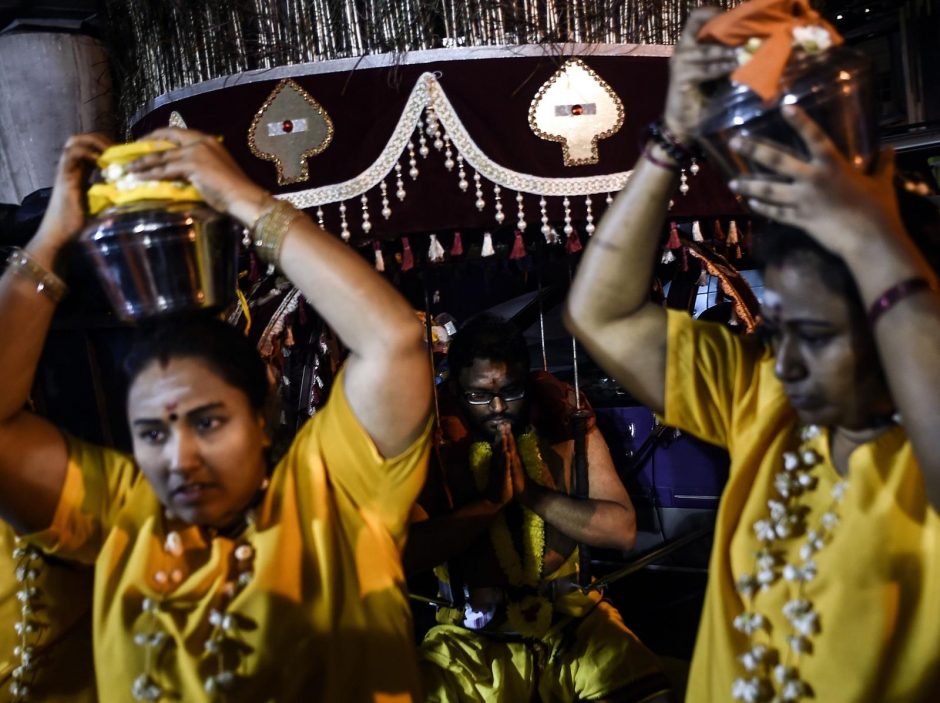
[528,59,624,167]
[248,79,334,185]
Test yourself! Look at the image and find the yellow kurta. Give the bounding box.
[664,310,940,701]
[29,368,431,702]
[0,523,96,702]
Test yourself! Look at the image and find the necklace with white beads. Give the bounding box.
[131,507,261,701]
[731,425,849,703]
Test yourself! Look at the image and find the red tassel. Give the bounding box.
[248,249,260,282]
[401,237,414,271]
[681,246,689,272]
[666,221,681,249]
[509,231,527,260]
[713,220,725,242]
[450,232,464,256]
[566,230,582,254]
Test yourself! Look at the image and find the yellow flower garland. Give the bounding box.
[469,431,555,637]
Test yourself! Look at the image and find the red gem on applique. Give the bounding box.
[570,104,584,116]
[282,120,294,133]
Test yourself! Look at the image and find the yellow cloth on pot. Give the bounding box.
[87,140,205,215]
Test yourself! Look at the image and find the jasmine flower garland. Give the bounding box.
[731,425,849,702]
[469,430,556,637]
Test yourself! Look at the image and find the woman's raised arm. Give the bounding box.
[0,133,111,532]
[129,129,431,459]
[565,8,736,414]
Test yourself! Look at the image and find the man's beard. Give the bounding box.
[473,411,523,441]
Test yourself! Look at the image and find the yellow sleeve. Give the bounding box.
[308,367,432,542]
[662,309,764,449]
[24,433,139,564]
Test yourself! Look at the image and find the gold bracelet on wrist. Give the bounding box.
[251,199,303,267]
[4,247,67,303]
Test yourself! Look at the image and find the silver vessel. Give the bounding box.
[697,45,877,182]
[78,201,239,322]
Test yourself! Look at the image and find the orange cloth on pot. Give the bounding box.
[697,0,843,101]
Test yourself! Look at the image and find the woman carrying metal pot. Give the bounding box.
[0,129,432,701]
[566,7,940,703]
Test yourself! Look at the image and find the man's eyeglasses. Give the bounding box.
[462,388,526,406]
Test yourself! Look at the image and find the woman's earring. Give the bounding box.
[260,477,271,492]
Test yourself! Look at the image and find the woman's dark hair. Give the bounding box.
[754,188,940,312]
[124,316,269,411]
[447,313,530,376]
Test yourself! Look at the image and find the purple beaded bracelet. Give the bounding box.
[868,276,936,326]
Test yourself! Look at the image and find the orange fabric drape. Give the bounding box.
[698,0,843,101]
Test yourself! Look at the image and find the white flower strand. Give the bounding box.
[11,540,43,701]
[133,517,259,701]
[203,542,256,696]
[731,425,849,702]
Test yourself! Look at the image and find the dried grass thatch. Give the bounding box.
[104,1,753,125]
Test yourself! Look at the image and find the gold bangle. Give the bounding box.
[5,247,67,303]
[251,199,302,267]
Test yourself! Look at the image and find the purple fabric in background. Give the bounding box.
[595,406,729,509]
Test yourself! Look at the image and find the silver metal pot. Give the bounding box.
[78,201,239,321]
[696,45,877,181]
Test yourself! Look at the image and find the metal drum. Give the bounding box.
[696,45,877,181]
[78,201,239,322]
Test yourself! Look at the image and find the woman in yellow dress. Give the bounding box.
[0,130,432,702]
[566,8,940,702]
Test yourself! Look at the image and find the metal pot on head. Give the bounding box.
[78,200,239,322]
[696,45,877,182]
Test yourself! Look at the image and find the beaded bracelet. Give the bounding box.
[641,144,681,173]
[251,199,303,266]
[645,119,699,167]
[868,276,937,327]
[4,247,67,303]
